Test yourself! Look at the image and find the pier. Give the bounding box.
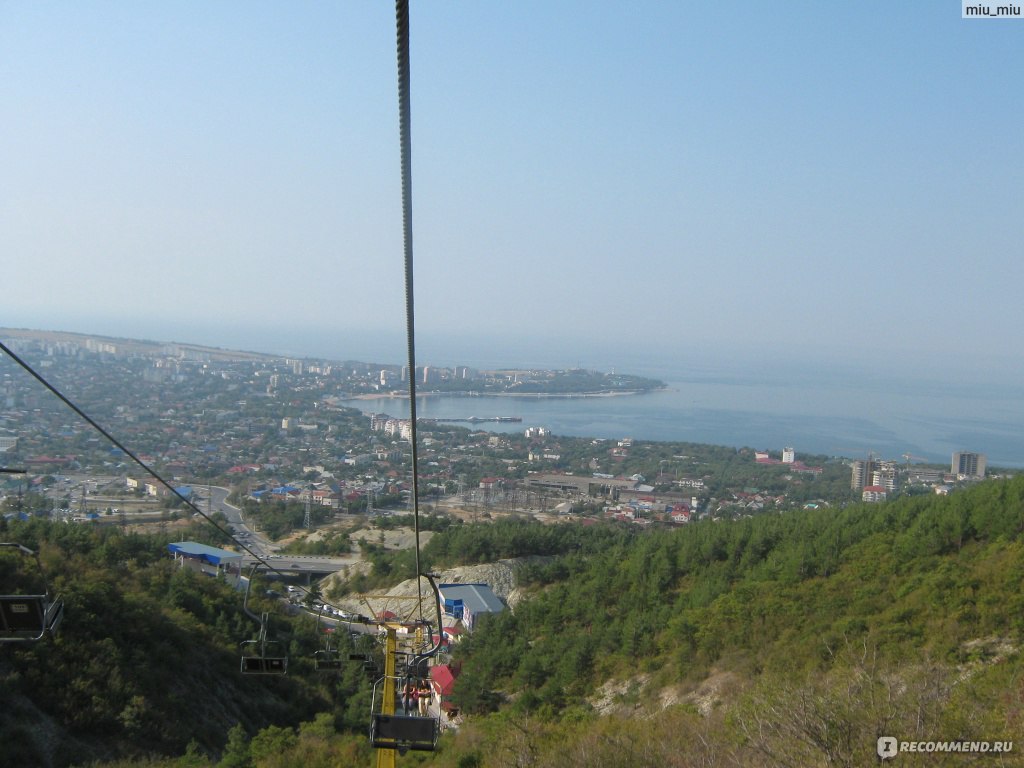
[421,416,522,424]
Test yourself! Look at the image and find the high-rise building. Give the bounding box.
[851,459,876,490]
[952,451,986,479]
[872,462,900,492]
[782,447,795,464]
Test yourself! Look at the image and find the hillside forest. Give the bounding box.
[2,476,1024,766]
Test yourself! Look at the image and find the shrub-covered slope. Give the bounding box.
[0,520,342,767]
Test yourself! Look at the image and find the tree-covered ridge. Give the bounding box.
[451,477,1024,719]
[4,478,1024,767]
[0,518,379,768]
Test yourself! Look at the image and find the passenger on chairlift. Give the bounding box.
[410,682,421,714]
[418,683,431,716]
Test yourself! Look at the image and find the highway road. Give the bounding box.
[238,553,361,573]
[200,486,357,574]
[199,485,275,556]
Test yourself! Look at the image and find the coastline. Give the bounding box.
[340,387,664,401]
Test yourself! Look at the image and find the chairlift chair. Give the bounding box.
[370,711,438,754]
[240,653,288,675]
[0,543,65,642]
[312,605,343,672]
[239,566,287,675]
[239,611,288,675]
[367,574,445,755]
[370,673,439,753]
[313,651,344,672]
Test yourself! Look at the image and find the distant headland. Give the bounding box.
[0,327,665,398]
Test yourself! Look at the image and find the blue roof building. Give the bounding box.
[437,583,505,631]
[167,541,242,583]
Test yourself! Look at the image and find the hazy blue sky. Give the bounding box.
[2,2,1022,375]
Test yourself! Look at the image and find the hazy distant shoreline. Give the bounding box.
[6,326,1022,466]
[2,326,664,400]
[342,388,661,401]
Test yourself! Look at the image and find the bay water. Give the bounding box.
[345,364,1024,469]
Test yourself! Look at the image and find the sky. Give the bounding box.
[2,1,1023,378]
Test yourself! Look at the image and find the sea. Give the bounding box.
[327,336,1024,469]
[22,319,1024,468]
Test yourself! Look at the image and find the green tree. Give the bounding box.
[218,723,250,768]
[248,725,296,765]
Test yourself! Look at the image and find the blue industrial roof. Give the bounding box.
[438,583,505,614]
[167,541,242,565]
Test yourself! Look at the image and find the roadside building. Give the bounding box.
[167,541,243,584]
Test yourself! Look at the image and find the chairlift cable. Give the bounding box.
[362,5,446,758]
[395,0,443,660]
[396,0,425,609]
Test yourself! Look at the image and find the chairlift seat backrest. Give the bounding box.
[0,544,63,642]
[240,656,288,675]
[313,652,344,672]
[370,713,438,752]
[0,594,64,642]
[406,658,430,679]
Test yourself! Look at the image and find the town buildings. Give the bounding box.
[0,330,1001,527]
[952,451,986,479]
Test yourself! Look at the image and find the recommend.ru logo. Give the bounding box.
[878,737,898,759]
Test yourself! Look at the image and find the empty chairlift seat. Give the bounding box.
[0,543,64,643]
[240,655,288,675]
[313,650,344,672]
[238,570,288,675]
[0,593,64,641]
